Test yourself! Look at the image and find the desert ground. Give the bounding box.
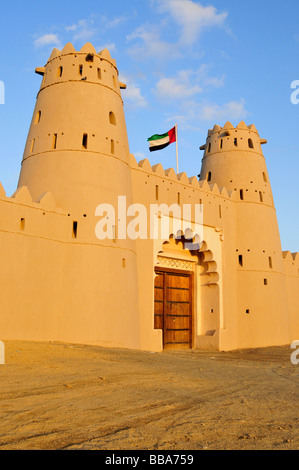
[0,341,298,450]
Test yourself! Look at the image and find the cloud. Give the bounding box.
[127,25,176,60]
[120,75,148,108]
[65,19,97,43]
[200,99,248,122]
[154,66,225,100]
[34,33,61,48]
[158,0,228,45]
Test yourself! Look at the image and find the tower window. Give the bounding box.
[111,139,115,154]
[177,192,181,205]
[234,138,238,147]
[264,279,268,286]
[220,139,223,149]
[85,54,94,62]
[72,221,78,239]
[34,111,41,125]
[52,134,57,150]
[79,65,83,76]
[208,143,211,153]
[238,255,243,267]
[109,112,116,125]
[30,139,35,153]
[269,257,273,269]
[82,134,88,149]
[240,189,244,200]
[207,172,212,182]
[248,138,254,149]
[259,191,263,202]
[57,66,63,78]
[20,218,25,231]
[97,68,102,80]
[156,185,159,201]
[263,172,268,183]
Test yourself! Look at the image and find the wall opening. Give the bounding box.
[178,192,181,205]
[238,255,243,267]
[248,138,254,149]
[109,111,116,125]
[20,218,25,231]
[57,66,63,78]
[246,309,250,314]
[82,134,88,149]
[207,172,212,182]
[52,133,57,150]
[111,139,115,154]
[34,111,41,125]
[240,189,244,200]
[97,68,101,80]
[263,172,268,183]
[208,143,211,153]
[234,138,238,147]
[264,279,268,286]
[72,221,78,239]
[220,139,223,149]
[156,185,159,201]
[259,191,263,202]
[219,205,222,218]
[30,139,35,153]
[79,65,83,76]
[269,257,273,269]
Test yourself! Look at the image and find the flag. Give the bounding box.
[148,126,176,152]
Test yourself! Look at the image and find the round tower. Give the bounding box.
[199,121,290,347]
[18,42,131,214]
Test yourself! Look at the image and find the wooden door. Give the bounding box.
[154,269,193,350]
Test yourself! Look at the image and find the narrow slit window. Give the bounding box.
[72,221,78,239]
[240,189,244,200]
[263,172,268,183]
[57,66,63,78]
[97,68,102,80]
[220,139,223,149]
[208,143,211,153]
[79,65,83,76]
[259,191,263,202]
[234,138,238,147]
[34,111,41,125]
[20,218,25,231]
[246,309,250,315]
[219,205,222,218]
[178,192,181,205]
[30,139,35,153]
[111,139,115,154]
[248,138,254,149]
[264,279,268,286]
[239,255,243,267]
[109,111,116,125]
[52,133,57,150]
[82,134,88,149]
[269,257,273,269]
[207,172,212,182]
[156,185,159,201]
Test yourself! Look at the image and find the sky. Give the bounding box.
[0,0,298,252]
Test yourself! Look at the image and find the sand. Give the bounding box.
[0,341,298,450]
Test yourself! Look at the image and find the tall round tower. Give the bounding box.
[199,121,290,348]
[18,42,131,214]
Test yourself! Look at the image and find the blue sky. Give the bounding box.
[0,0,298,251]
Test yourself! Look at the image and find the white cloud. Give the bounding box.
[127,25,176,60]
[158,0,228,45]
[200,100,248,122]
[34,34,61,48]
[120,75,148,108]
[65,19,97,43]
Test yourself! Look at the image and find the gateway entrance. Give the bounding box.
[154,268,193,350]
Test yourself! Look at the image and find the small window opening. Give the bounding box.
[207,172,212,182]
[263,172,268,183]
[156,185,159,201]
[97,68,102,80]
[72,221,78,239]
[234,138,238,147]
[109,111,116,125]
[85,54,94,62]
[259,191,263,202]
[264,279,268,286]
[111,139,115,154]
[57,66,63,78]
[269,257,273,269]
[20,218,25,231]
[122,258,126,269]
[210,309,214,314]
[246,309,250,315]
[208,143,211,153]
[79,65,83,76]
[219,205,222,218]
[34,111,41,125]
[30,139,35,153]
[248,138,254,149]
[82,134,88,150]
[52,133,57,150]
[178,192,181,205]
[239,255,243,267]
[240,189,244,200]
[220,139,223,149]
[112,75,117,87]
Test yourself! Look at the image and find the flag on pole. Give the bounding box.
[148,126,176,152]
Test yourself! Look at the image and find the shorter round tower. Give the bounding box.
[199,121,290,348]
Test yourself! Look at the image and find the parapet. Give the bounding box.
[282,251,299,276]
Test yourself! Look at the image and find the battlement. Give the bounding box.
[282,251,299,276]
[200,121,268,156]
[35,43,126,94]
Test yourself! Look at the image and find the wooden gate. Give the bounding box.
[154,268,193,350]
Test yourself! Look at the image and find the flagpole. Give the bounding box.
[175,123,179,174]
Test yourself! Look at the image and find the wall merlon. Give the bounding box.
[12,186,33,204]
[36,192,56,210]
[0,182,6,198]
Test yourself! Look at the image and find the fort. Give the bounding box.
[0,42,298,352]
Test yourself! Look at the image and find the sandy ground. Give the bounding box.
[0,341,298,450]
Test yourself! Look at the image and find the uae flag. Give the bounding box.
[148,126,176,152]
